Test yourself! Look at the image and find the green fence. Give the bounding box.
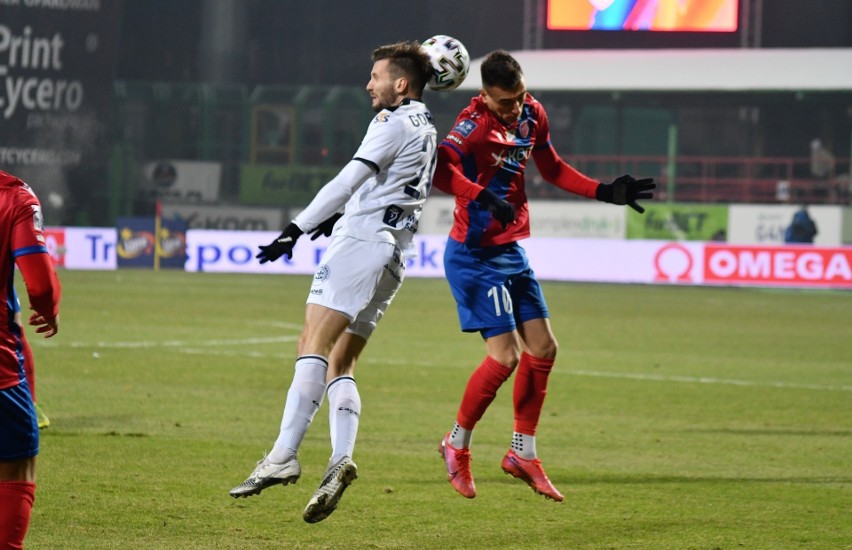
[105,82,851,227]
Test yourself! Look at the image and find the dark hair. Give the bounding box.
[481,50,523,89]
[372,41,432,97]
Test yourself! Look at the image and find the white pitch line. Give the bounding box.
[249,321,304,331]
[361,358,851,392]
[177,348,295,360]
[64,336,299,349]
[42,336,852,393]
[565,369,852,393]
[306,356,852,393]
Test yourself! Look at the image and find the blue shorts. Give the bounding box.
[0,381,39,461]
[444,238,549,338]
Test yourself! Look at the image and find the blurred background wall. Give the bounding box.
[117,0,851,86]
[1,0,850,229]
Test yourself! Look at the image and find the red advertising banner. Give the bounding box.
[703,245,852,288]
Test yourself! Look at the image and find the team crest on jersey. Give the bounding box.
[314,264,330,282]
[453,119,477,138]
[518,120,530,139]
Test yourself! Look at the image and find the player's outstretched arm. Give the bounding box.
[257,223,304,263]
[533,144,600,199]
[595,174,656,214]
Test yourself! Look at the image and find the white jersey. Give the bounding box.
[293,98,437,256]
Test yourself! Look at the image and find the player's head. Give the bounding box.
[368,41,432,112]
[479,50,527,125]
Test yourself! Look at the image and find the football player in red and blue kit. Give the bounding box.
[0,170,61,548]
[435,50,654,501]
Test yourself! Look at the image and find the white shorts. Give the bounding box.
[306,236,405,340]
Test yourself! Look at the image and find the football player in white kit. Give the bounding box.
[230,41,437,524]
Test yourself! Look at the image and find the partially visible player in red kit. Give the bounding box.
[13,288,50,430]
[434,51,654,501]
[0,170,61,548]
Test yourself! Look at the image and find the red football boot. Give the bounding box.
[501,450,564,502]
[439,433,476,498]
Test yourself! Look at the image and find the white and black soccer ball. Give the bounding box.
[421,35,470,92]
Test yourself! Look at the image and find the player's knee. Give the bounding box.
[0,456,37,482]
[491,348,521,370]
[527,337,558,360]
[541,338,559,359]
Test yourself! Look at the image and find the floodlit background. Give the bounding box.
[1,0,850,232]
[3,2,852,548]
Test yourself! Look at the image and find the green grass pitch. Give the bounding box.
[23,270,852,549]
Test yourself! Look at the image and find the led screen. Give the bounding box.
[547,0,739,32]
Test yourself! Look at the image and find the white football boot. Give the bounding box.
[229,455,301,498]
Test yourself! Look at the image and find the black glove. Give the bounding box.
[257,223,303,263]
[595,174,656,214]
[476,187,515,228]
[309,212,343,241]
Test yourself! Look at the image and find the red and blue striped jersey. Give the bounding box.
[0,171,55,389]
[434,94,599,248]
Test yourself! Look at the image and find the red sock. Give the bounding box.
[513,352,554,436]
[0,481,35,550]
[456,356,513,429]
[21,332,36,402]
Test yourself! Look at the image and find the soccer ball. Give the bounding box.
[421,35,470,92]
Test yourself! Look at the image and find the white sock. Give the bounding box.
[511,432,537,460]
[268,355,328,463]
[448,422,473,449]
[327,376,360,464]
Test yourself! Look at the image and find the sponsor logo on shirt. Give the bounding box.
[490,146,533,167]
[453,119,477,138]
[374,113,390,123]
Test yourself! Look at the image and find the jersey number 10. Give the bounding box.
[486,285,513,317]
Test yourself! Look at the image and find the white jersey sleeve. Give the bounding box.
[292,160,374,232]
[334,99,437,255]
